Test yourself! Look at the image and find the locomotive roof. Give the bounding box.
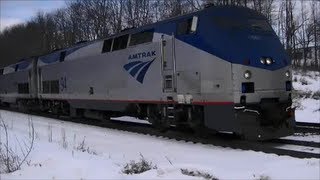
[101,5,262,40]
[5,5,263,69]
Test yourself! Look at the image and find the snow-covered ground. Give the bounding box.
[292,70,320,123]
[0,110,319,180]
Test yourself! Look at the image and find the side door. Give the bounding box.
[30,58,39,98]
[160,34,176,93]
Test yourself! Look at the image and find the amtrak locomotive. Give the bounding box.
[0,6,295,140]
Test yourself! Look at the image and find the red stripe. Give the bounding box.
[40,97,233,105]
[102,99,173,104]
[192,101,234,105]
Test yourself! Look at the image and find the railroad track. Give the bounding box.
[270,138,320,148]
[1,107,319,159]
[295,122,320,134]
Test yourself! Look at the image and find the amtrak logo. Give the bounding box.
[123,58,156,84]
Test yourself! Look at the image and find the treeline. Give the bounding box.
[0,0,319,69]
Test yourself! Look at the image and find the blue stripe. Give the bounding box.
[124,61,142,71]
[17,61,30,70]
[129,61,149,77]
[39,42,91,65]
[65,43,90,56]
[40,52,60,64]
[136,59,155,83]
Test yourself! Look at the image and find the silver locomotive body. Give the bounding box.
[0,6,295,140]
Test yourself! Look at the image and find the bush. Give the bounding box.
[0,114,34,174]
[122,154,157,174]
[300,77,309,85]
[292,90,313,99]
[75,137,97,155]
[257,175,271,180]
[0,144,21,173]
[312,91,320,100]
[180,168,218,180]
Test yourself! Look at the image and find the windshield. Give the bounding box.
[248,19,273,32]
[214,17,273,32]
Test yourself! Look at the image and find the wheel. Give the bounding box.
[147,105,168,132]
[17,100,27,112]
[187,106,209,137]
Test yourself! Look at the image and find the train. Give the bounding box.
[0,5,295,140]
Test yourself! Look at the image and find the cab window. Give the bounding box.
[129,29,154,46]
[113,34,129,51]
[214,17,273,32]
[248,19,273,32]
[177,16,198,35]
[60,51,66,62]
[102,39,113,53]
[214,17,244,30]
[18,83,29,94]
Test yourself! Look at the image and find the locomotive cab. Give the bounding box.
[220,10,296,139]
[232,63,295,140]
[192,6,296,140]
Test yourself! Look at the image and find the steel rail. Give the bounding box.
[269,138,320,148]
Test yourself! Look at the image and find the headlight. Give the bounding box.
[266,58,273,65]
[244,70,252,79]
[285,70,290,78]
[260,58,266,64]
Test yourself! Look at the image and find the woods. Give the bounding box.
[0,0,319,69]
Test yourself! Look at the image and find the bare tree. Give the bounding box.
[123,0,153,28]
[151,0,197,20]
[80,0,111,39]
[186,0,202,10]
[285,0,297,63]
[310,0,319,68]
[52,8,74,48]
[0,0,317,70]
[109,0,125,33]
[296,0,313,68]
[67,1,91,42]
[277,1,286,46]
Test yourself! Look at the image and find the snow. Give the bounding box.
[295,98,320,123]
[112,116,151,124]
[0,110,319,179]
[292,70,320,123]
[273,144,320,154]
[293,70,320,93]
[283,133,320,143]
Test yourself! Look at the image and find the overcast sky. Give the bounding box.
[0,0,66,31]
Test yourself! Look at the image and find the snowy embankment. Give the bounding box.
[0,110,319,179]
[292,70,320,123]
